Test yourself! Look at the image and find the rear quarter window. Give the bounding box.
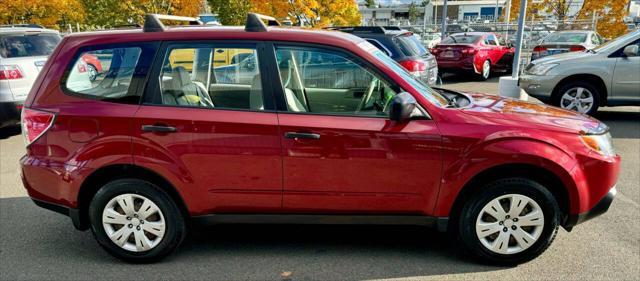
[63,43,157,104]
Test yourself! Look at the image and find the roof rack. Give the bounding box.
[245,13,280,32]
[143,14,202,32]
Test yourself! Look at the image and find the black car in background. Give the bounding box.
[328,26,439,85]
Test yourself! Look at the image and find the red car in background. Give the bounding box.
[431,32,514,80]
[81,53,103,81]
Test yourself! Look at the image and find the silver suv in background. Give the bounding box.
[520,30,640,115]
[0,25,61,128]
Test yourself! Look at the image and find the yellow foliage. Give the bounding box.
[0,0,85,28]
[250,0,360,28]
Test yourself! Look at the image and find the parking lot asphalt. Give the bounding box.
[1,77,638,281]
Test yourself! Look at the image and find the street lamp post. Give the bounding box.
[511,0,527,79]
[440,0,448,39]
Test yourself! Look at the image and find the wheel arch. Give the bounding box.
[446,163,572,232]
[75,164,190,230]
[552,74,608,105]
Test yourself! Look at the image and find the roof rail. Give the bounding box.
[325,26,387,34]
[0,24,44,29]
[245,13,280,32]
[143,14,202,32]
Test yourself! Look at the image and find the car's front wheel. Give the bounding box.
[458,178,560,265]
[89,179,186,263]
[554,81,601,115]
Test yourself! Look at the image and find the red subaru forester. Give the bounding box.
[20,14,619,264]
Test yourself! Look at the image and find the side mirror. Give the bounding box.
[389,92,416,122]
[623,45,638,57]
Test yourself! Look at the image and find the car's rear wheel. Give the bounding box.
[89,179,185,263]
[458,178,560,265]
[554,81,600,115]
[476,60,491,81]
[87,64,98,81]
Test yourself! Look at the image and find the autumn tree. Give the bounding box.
[0,0,85,28]
[578,0,628,39]
[82,0,202,28]
[212,0,360,28]
[408,1,420,24]
[208,0,252,25]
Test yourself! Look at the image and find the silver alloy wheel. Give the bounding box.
[87,64,98,81]
[482,60,490,79]
[102,193,166,252]
[475,194,544,255]
[560,87,594,113]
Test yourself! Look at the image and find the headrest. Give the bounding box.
[171,66,191,88]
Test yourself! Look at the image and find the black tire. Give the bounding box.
[457,178,560,265]
[89,179,186,263]
[552,81,601,115]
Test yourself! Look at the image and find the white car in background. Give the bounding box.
[0,25,61,128]
[422,33,441,49]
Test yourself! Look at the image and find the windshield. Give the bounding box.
[442,34,481,44]
[0,33,61,58]
[593,30,640,53]
[542,32,587,43]
[395,34,429,56]
[371,50,447,107]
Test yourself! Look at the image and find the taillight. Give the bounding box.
[399,60,427,72]
[430,48,440,54]
[77,62,87,73]
[21,108,56,146]
[533,46,547,53]
[461,48,477,55]
[569,45,586,52]
[0,65,24,80]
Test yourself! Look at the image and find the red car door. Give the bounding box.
[132,43,282,215]
[272,45,442,214]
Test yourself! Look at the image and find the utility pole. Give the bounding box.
[504,0,511,42]
[440,0,448,39]
[423,1,429,33]
[512,0,527,79]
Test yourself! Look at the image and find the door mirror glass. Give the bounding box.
[623,45,639,57]
[389,92,416,122]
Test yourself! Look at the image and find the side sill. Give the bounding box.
[192,214,450,232]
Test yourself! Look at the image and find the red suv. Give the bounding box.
[20,14,619,264]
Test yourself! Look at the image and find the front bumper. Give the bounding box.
[565,186,616,229]
[518,74,563,103]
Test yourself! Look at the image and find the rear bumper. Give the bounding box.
[564,186,616,229]
[31,198,88,230]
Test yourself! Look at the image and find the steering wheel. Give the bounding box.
[356,78,378,113]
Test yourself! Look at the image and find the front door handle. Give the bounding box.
[142,124,177,133]
[284,132,320,140]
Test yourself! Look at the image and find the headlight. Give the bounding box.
[580,132,615,156]
[527,63,558,75]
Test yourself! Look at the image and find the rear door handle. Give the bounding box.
[284,132,320,140]
[142,124,177,133]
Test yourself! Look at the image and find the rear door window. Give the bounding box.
[63,43,158,104]
[0,33,61,58]
[394,34,428,57]
[151,43,267,111]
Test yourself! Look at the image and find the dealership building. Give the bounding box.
[358,0,585,26]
